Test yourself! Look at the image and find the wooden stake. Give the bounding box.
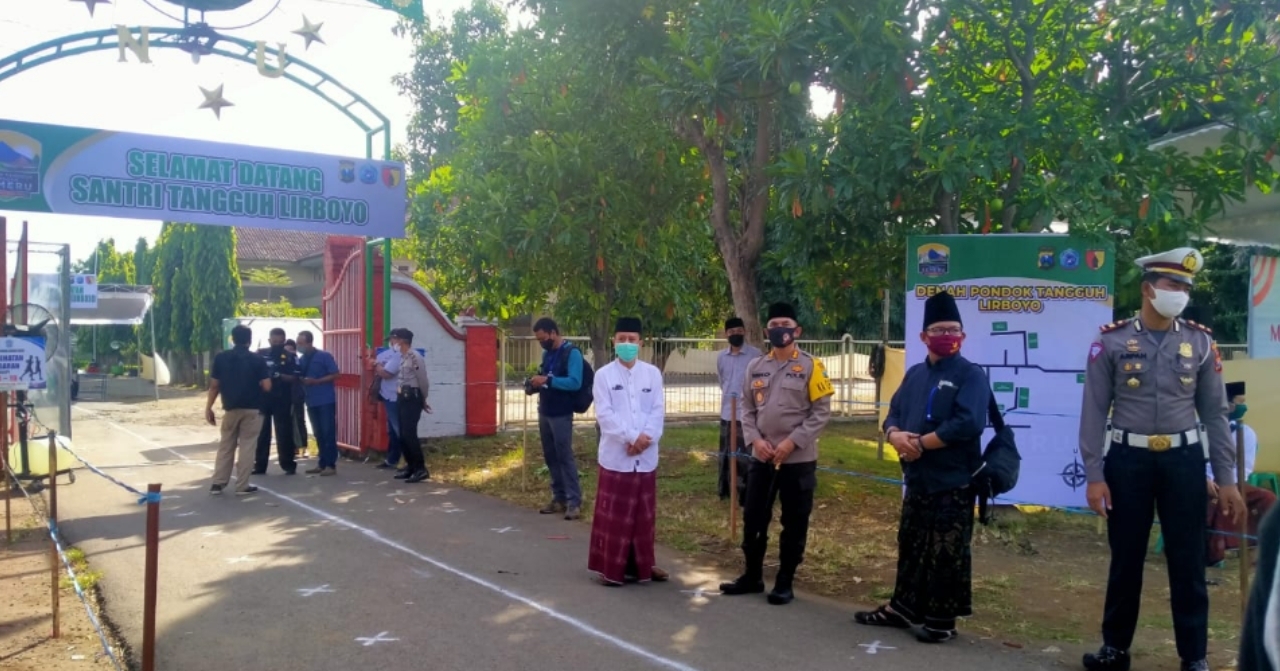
[142,484,161,671]
[48,432,59,639]
[1237,424,1250,618]
[729,396,739,542]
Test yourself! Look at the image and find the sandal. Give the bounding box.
[917,627,957,643]
[853,605,912,629]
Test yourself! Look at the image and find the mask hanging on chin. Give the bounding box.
[1150,288,1190,319]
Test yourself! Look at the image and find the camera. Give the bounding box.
[523,377,538,396]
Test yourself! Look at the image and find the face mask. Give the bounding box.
[767,327,796,349]
[615,342,639,363]
[727,334,745,348]
[1231,404,1248,421]
[540,339,555,351]
[1150,288,1190,319]
[926,334,962,358]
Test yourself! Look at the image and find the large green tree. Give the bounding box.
[185,226,241,355]
[402,0,727,361]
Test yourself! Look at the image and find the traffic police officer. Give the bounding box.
[1078,247,1245,671]
[720,302,834,605]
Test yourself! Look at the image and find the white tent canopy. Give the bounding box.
[70,284,159,402]
[69,284,154,326]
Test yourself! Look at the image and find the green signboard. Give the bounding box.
[0,118,407,238]
[905,234,1115,508]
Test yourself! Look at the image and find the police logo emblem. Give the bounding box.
[1127,377,1140,388]
[752,379,765,388]
[1126,339,1140,353]
[1180,376,1193,386]
[755,391,764,403]
[1179,342,1193,358]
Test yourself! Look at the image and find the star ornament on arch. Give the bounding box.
[71,0,112,17]
[293,15,326,50]
[198,85,234,119]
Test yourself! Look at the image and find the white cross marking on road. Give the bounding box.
[679,590,720,598]
[411,568,433,579]
[858,641,896,655]
[175,511,197,517]
[225,556,252,564]
[356,632,399,646]
[425,489,449,495]
[490,527,516,534]
[348,481,367,485]
[444,508,464,513]
[296,585,335,597]
[386,490,408,497]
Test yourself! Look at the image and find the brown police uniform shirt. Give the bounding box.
[740,348,834,464]
[1077,317,1234,485]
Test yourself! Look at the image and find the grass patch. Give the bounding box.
[59,545,103,592]
[425,419,1243,663]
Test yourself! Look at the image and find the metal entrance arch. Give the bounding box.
[0,24,398,452]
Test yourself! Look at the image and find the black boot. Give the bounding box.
[1082,646,1131,671]
[767,566,795,605]
[720,548,765,595]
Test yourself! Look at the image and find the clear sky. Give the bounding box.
[0,0,492,271]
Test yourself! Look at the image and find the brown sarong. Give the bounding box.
[588,466,657,584]
[1207,484,1277,565]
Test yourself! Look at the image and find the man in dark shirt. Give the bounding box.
[254,327,300,475]
[206,325,271,495]
[297,330,341,476]
[1240,506,1280,671]
[856,290,990,643]
[284,338,309,458]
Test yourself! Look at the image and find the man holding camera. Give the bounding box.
[528,317,585,521]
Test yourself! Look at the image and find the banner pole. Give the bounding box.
[48,432,59,638]
[729,396,738,542]
[1237,424,1249,618]
[142,484,162,671]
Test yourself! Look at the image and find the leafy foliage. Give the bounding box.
[242,266,292,302]
[187,226,242,353]
[238,297,320,319]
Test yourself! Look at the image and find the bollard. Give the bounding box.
[48,431,60,638]
[728,397,738,543]
[1,390,9,544]
[1236,425,1249,618]
[142,483,161,671]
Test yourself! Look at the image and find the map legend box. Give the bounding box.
[1076,373,1086,384]
[1028,333,1039,349]
[992,322,1009,332]
[993,381,1015,392]
[1017,387,1030,408]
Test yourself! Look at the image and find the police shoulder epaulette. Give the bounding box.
[1184,319,1213,334]
[1099,319,1131,333]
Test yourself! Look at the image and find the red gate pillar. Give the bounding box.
[462,320,498,436]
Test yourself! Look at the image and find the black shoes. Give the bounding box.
[719,575,766,595]
[235,485,259,496]
[251,468,267,475]
[917,627,957,643]
[376,463,397,470]
[405,469,430,483]
[210,484,224,495]
[1180,660,1209,671]
[540,500,567,515]
[1083,646,1131,671]
[767,572,795,605]
[393,469,411,480]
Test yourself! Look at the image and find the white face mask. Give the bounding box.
[1150,288,1190,319]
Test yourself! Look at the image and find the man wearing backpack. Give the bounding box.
[530,317,586,520]
[855,290,991,643]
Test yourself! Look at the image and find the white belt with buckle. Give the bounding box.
[1111,429,1199,452]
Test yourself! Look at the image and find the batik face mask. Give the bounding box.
[926,334,962,358]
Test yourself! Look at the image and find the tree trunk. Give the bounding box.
[588,319,610,370]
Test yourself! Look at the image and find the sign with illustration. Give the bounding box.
[0,336,47,391]
[905,234,1115,508]
[1248,254,1280,359]
[0,119,407,238]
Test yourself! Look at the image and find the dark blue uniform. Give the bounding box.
[254,346,299,474]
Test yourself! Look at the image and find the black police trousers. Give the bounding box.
[397,387,427,473]
[255,398,297,473]
[1102,441,1208,661]
[741,459,817,579]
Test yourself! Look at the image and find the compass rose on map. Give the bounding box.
[1060,458,1087,490]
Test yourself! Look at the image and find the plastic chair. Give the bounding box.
[1249,472,1279,496]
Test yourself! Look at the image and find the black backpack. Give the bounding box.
[973,394,1021,525]
[556,343,595,414]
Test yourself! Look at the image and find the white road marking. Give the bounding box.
[356,631,399,646]
[490,527,516,534]
[858,641,896,655]
[297,585,335,597]
[679,590,720,598]
[226,556,252,564]
[95,418,706,671]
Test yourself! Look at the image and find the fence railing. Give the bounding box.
[498,336,906,430]
[496,337,1252,430]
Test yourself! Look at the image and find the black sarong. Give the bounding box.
[890,486,975,630]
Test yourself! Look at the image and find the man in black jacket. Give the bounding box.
[254,327,299,475]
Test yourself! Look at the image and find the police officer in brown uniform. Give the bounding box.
[720,302,834,605]
[1078,248,1245,671]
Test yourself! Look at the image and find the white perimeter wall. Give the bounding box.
[390,280,468,438]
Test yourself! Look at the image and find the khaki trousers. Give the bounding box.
[214,409,264,492]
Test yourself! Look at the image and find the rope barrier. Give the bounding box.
[2,461,125,671]
[58,443,157,504]
[684,446,1260,541]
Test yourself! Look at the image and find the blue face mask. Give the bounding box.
[615,342,639,363]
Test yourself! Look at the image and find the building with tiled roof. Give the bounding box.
[235,228,416,309]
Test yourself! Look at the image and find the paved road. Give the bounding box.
[53,407,1057,671]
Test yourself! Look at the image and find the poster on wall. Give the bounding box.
[905,234,1115,509]
[71,274,97,309]
[0,336,47,391]
[1247,255,1280,359]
